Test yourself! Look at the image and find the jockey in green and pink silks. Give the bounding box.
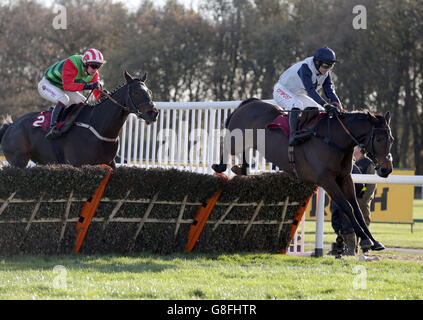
[38,48,106,139]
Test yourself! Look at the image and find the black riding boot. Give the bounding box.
[288,108,311,146]
[45,102,65,140]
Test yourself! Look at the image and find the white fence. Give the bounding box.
[118,100,278,177]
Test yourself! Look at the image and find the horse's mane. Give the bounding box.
[341,110,387,127]
[342,109,379,119]
[1,115,13,125]
[88,77,146,107]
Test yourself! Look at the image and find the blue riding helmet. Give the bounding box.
[313,47,337,71]
[314,46,337,63]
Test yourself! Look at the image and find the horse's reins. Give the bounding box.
[335,115,362,147]
[100,85,154,117]
[334,114,392,170]
[101,89,126,110]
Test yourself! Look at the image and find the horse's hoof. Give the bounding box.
[371,241,385,251]
[231,165,247,175]
[212,163,227,173]
[360,238,374,250]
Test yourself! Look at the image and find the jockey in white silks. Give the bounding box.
[273,46,343,146]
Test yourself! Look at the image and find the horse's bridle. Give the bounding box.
[125,83,155,118]
[101,82,154,118]
[335,115,393,170]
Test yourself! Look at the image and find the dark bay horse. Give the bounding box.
[0,71,158,169]
[212,98,394,252]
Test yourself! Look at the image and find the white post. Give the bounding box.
[207,108,216,174]
[139,121,145,168]
[170,109,177,168]
[127,115,133,165]
[121,121,127,165]
[151,120,157,168]
[145,124,151,169]
[157,109,164,167]
[315,187,326,257]
[133,119,139,165]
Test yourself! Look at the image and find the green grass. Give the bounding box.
[0,253,422,300]
[304,200,423,249]
[0,201,421,300]
[414,199,423,220]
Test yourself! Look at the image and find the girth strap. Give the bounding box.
[288,146,298,178]
[52,140,65,164]
[75,122,118,142]
[305,129,353,154]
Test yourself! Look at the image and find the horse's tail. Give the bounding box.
[0,115,13,144]
[225,98,261,128]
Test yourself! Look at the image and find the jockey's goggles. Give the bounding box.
[87,62,103,69]
[321,62,335,69]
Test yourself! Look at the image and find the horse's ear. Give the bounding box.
[385,111,391,125]
[141,72,147,82]
[124,70,134,83]
[367,111,378,124]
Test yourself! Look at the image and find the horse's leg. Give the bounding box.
[317,175,374,249]
[339,175,385,251]
[231,150,248,175]
[241,151,248,174]
[212,129,230,173]
[212,153,227,173]
[2,130,30,168]
[4,151,30,168]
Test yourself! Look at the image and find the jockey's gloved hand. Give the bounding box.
[324,103,340,116]
[84,82,100,91]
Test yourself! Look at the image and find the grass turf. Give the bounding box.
[0,253,422,300]
[0,201,422,300]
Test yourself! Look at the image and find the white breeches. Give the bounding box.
[38,77,85,107]
[273,83,324,111]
